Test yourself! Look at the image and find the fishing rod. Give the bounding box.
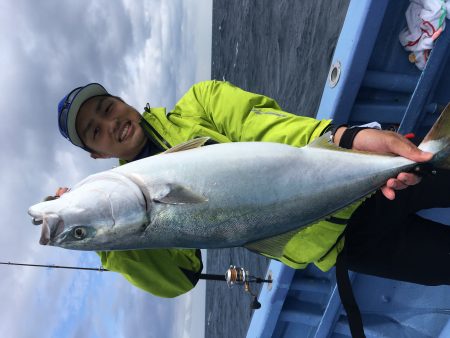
[0,261,270,282]
[0,261,108,271]
[0,261,272,309]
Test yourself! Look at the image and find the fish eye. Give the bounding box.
[73,227,87,240]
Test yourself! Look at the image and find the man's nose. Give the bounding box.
[101,118,120,136]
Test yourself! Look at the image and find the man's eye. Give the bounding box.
[93,127,99,139]
[104,102,113,116]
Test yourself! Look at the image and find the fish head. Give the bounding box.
[28,172,148,250]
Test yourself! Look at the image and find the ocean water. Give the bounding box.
[206,1,350,337]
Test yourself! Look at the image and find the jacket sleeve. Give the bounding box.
[97,248,203,298]
[172,80,331,146]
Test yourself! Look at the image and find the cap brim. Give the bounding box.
[67,83,108,148]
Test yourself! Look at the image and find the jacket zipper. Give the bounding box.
[142,103,172,150]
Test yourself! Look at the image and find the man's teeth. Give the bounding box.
[120,124,129,142]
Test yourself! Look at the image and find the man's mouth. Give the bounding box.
[119,122,132,142]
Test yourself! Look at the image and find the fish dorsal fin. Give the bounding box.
[244,228,301,258]
[152,183,208,204]
[163,137,210,154]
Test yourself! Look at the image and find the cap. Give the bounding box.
[58,83,108,149]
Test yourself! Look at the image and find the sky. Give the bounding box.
[0,1,212,337]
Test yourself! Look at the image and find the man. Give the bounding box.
[57,80,443,301]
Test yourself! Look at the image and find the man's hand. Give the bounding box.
[334,127,433,200]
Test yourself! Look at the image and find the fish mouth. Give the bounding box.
[40,219,50,245]
[40,214,65,245]
[29,208,64,246]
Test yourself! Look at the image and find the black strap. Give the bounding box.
[321,123,348,144]
[339,127,370,149]
[335,253,366,338]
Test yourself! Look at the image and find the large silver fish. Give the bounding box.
[28,106,450,253]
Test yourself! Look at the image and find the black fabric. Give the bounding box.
[203,138,219,146]
[321,124,348,144]
[131,139,157,161]
[328,216,349,225]
[339,127,370,149]
[336,253,366,338]
[344,169,450,286]
[335,169,450,337]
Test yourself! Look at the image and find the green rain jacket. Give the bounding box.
[99,80,361,298]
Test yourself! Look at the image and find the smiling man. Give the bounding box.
[60,84,148,161]
[76,95,148,160]
[56,81,450,317]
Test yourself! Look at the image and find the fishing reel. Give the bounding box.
[225,265,272,310]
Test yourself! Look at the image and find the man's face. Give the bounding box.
[75,95,147,160]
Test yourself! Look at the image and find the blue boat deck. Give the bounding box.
[247,0,450,337]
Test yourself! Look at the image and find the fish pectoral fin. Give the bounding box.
[163,137,210,154]
[152,184,208,204]
[244,229,301,258]
[40,214,61,245]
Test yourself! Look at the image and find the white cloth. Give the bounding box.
[399,0,450,70]
[356,122,382,130]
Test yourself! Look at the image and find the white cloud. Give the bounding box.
[0,0,211,337]
[121,0,212,109]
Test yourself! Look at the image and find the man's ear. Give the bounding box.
[90,152,111,159]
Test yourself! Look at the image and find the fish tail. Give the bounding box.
[419,103,450,169]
